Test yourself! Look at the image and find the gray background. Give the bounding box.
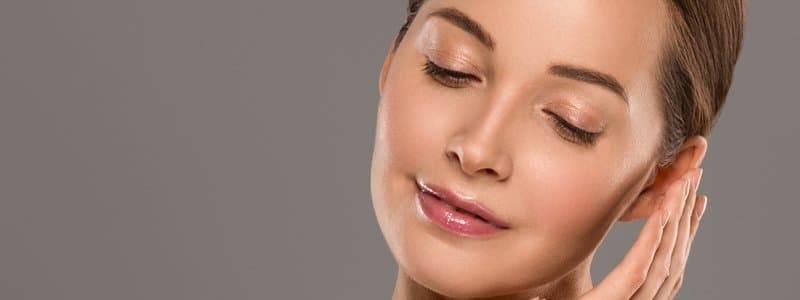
[0,1,796,299]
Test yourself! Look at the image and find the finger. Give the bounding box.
[668,275,684,300]
[619,187,665,221]
[582,204,669,300]
[630,171,695,299]
[654,169,702,300]
[690,195,708,240]
[682,194,707,268]
[668,195,706,300]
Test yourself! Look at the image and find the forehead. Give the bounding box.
[418,0,670,103]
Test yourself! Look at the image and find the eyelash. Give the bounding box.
[422,58,600,147]
[421,59,479,88]
[544,110,601,146]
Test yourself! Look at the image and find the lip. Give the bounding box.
[415,179,510,237]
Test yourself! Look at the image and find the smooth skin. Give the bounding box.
[372,1,710,299]
[580,168,707,300]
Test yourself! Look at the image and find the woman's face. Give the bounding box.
[371,0,670,297]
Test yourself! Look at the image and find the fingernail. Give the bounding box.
[694,168,704,191]
[697,195,708,220]
[661,207,671,227]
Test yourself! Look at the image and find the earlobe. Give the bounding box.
[618,135,708,222]
[619,177,664,222]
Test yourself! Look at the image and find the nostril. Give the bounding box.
[481,169,499,177]
[446,149,500,178]
[446,151,460,163]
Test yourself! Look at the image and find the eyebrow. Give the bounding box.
[429,7,628,104]
[429,7,495,50]
[549,64,629,104]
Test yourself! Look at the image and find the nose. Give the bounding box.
[444,117,513,182]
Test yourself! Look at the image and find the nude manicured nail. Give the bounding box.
[697,196,708,220]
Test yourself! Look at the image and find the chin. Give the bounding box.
[389,210,555,299]
[399,242,590,299]
[404,261,531,299]
[399,248,552,299]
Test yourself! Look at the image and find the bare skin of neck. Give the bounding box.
[391,256,595,300]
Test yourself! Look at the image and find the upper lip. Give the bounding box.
[416,179,511,229]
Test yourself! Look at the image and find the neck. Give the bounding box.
[391,256,595,300]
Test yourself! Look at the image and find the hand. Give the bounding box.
[532,168,707,300]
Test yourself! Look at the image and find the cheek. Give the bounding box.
[375,73,464,174]
[371,67,456,248]
[537,174,620,243]
[514,147,634,252]
[484,155,639,289]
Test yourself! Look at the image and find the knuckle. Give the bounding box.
[625,269,648,288]
[628,276,646,289]
[674,258,687,271]
[655,263,671,280]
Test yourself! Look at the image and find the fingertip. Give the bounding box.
[696,195,708,220]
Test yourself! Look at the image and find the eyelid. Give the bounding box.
[546,103,606,132]
[426,59,475,78]
[551,115,600,146]
[423,59,478,89]
[424,47,485,80]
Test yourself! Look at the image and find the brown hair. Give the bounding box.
[391,0,745,167]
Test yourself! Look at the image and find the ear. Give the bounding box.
[618,135,708,221]
[378,37,398,97]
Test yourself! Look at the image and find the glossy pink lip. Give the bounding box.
[415,179,511,235]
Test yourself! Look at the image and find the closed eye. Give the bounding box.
[422,59,480,88]
[543,109,601,147]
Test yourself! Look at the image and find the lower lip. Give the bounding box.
[416,190,507,237]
